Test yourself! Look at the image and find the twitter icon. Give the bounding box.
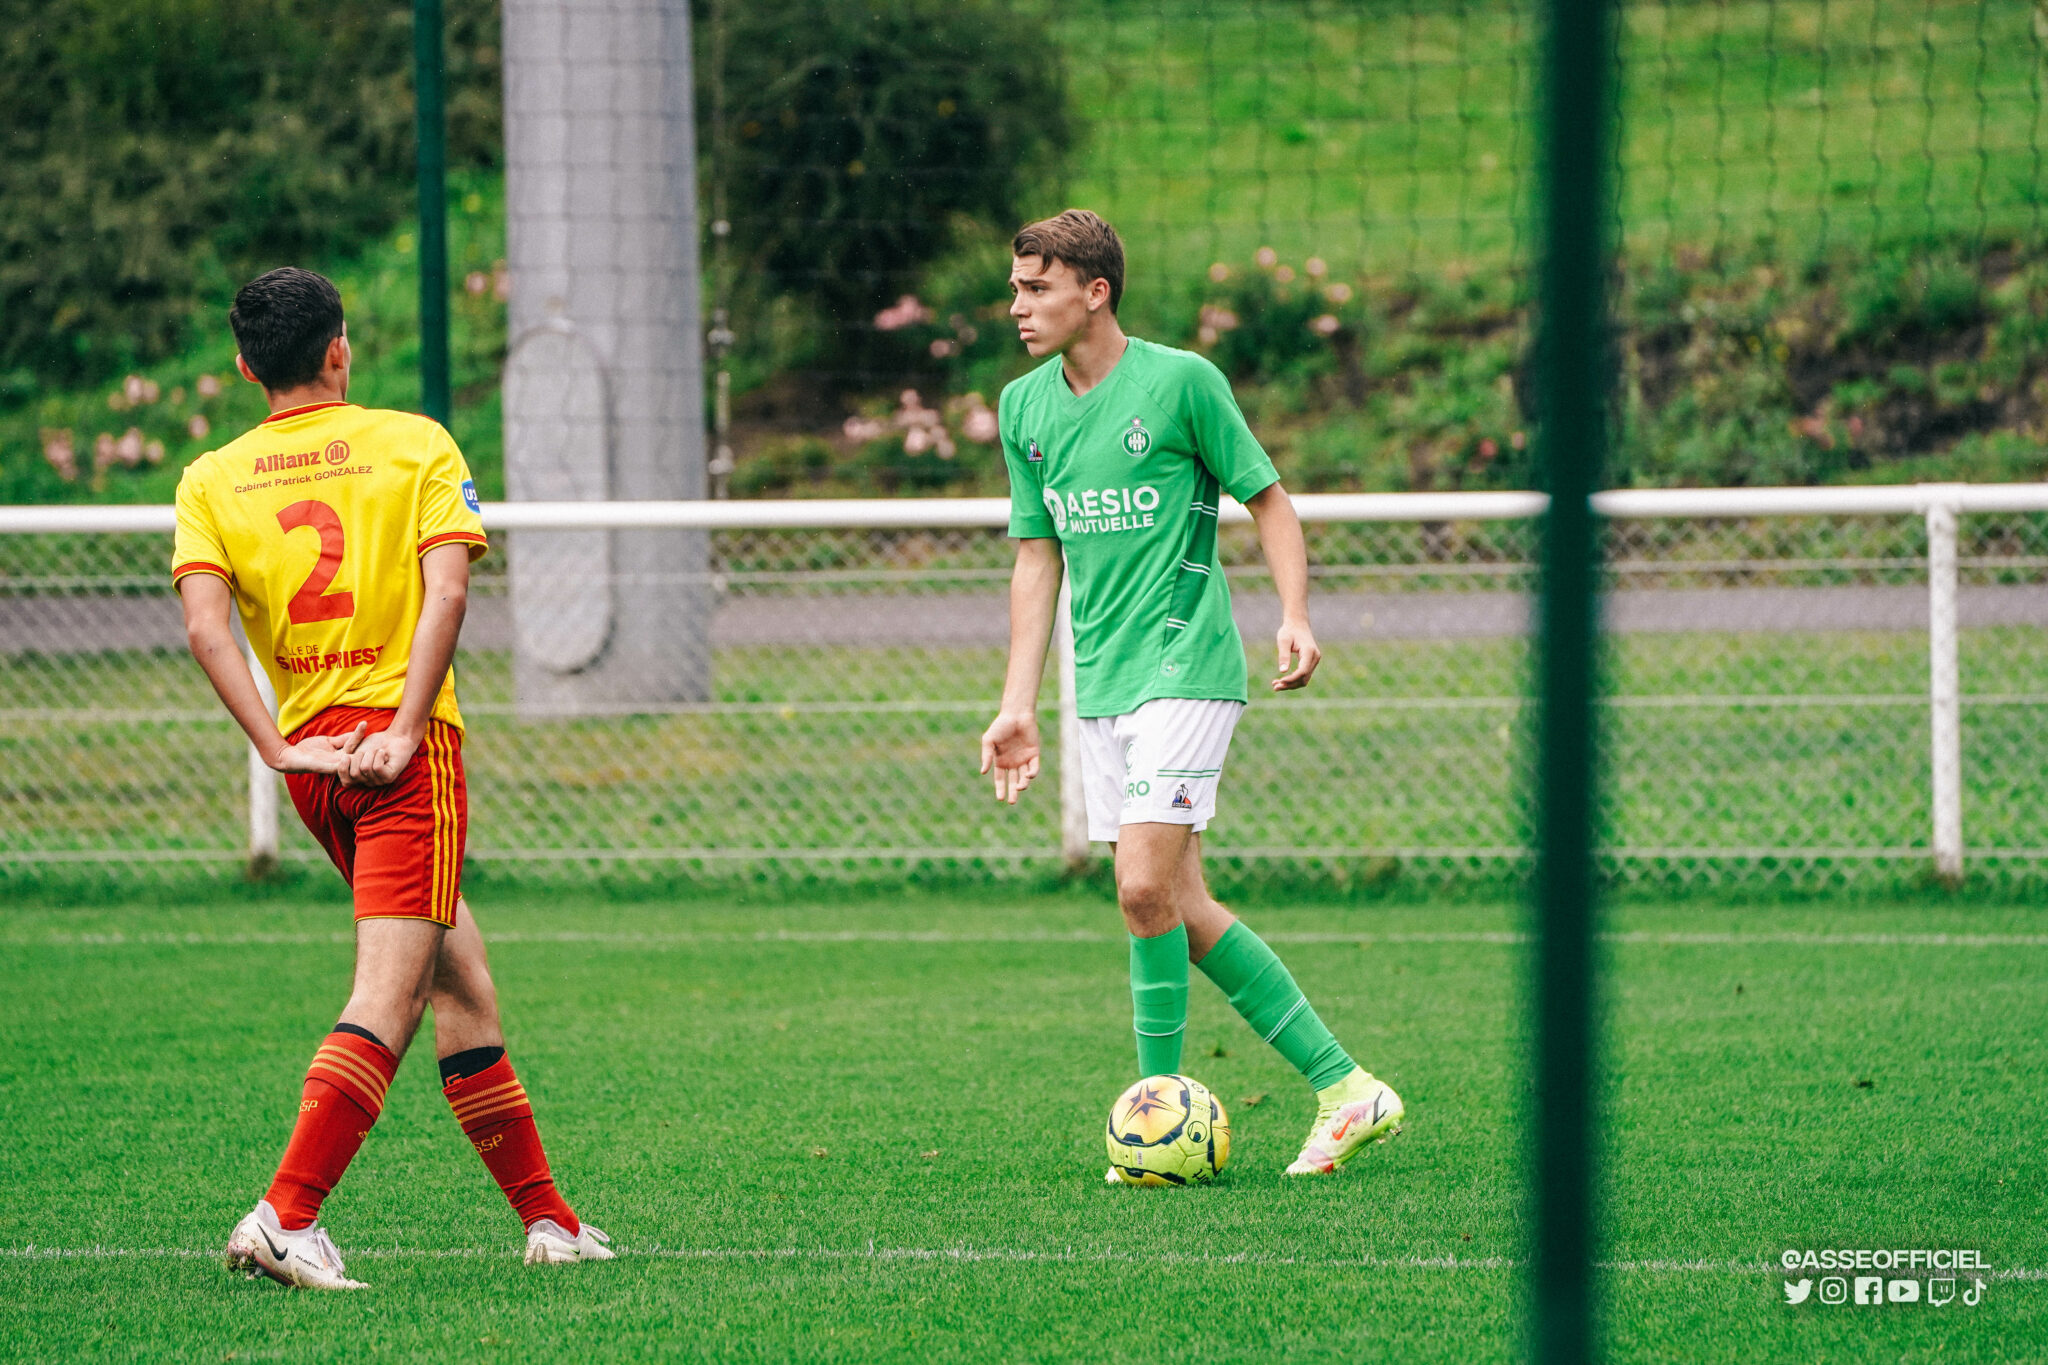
[1784,1279,1813,1305]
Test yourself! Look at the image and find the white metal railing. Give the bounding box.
[7,481,2046,880]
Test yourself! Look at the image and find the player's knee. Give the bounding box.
[1116,873,1179,931]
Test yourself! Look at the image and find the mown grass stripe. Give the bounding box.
[4,1244,2041,1279]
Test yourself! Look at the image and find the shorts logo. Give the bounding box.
[461,478,481,512]
[1027,438,1044,463]
[324,440,351,466]
[1172,783,1193,811]
[1121,418,1152,457]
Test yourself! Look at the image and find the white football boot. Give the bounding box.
[1285,1069,1404,1176]
[524,1219,615,1265]
[1105,1166,1122,1185]
[224,1199,367,1290]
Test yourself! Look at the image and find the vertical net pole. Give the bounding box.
[1530,0,1615,1358]
[1926,494,1963,885]
[1056,576,1089,870]
[413,0,450,426]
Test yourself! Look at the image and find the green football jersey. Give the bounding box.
[1001,337,1280,718]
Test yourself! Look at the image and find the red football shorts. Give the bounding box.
[284,706,467,927]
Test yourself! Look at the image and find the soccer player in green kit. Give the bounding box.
[979,210,1405,1179]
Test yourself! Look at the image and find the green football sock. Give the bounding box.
[1128,926,1190,1077]
[1197,920,1356,1091]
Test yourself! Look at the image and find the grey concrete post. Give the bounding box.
[502,0,710,712]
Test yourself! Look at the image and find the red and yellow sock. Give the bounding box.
[264,1027,397,1230]
[441,1051,579,1234]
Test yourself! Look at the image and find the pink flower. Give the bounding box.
[1510,430,1526,450]
[1305,257,1328,278]
[874,295,934,331]
[1324,282,1354,305]
[904,425,932,455]
[843,415,888,443]
[1274,265,1296,284]
[963,407,998,443]
[1309,314,1340,336]
[1255,247,1278,268]
[187,414,211,439]
[144,439,165,464]
[929,338,956,358]
[40,429,76,481]
[196,374,222,398]
[1478,438,1499,459]
[465,271,490,295]
[1208,263,1230,283]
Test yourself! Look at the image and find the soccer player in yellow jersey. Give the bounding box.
[173,268,611,1288]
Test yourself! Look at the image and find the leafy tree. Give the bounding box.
[705,0,1073,377]
[0,0,499,385]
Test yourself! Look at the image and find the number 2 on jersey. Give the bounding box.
[277,500,356,624]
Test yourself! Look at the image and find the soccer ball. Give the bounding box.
[1105,1073,1231,1186]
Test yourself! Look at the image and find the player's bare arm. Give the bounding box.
[342,542,470,789]
[1243,482,1322,690]
[980,536,1063,803]
[178,572,365,774]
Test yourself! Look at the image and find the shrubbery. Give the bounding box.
[711,0,1073,383]
[0,0,501,386]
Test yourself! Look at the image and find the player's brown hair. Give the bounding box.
[1012,210,1125,314]
[230,267,345,391]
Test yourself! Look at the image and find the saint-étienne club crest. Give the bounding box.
[1121,417,1152,457]
[1027,438,1044,463]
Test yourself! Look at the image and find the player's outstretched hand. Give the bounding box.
[1273,619,1322,691]
[341,727,421,789]
[979,711,1042,804]
[271,722,369,776]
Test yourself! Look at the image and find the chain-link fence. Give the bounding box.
[6,491,2046,890]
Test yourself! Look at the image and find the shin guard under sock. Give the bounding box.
[442,1055,578,1234]
[1128,925,1190,1077]
[1197,921,1356,1091]
[264,1030,398,1230]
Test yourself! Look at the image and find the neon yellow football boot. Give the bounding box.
[1284,1069,1403,1176]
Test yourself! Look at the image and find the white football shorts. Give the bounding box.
[1076,697,1245,844]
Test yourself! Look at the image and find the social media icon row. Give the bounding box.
[1785,1276,1985,1306]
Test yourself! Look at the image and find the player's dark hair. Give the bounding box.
[229,267,346,391]
[1013,210,1125,313]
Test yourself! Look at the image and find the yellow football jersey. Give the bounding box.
[171,400,488,736]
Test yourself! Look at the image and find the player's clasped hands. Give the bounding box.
[269,722,368,778]
[339,727,421,789]
[979,711,1041,804]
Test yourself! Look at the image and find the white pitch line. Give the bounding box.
[10,929,2048,949]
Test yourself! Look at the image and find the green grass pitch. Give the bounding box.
[1,889,2043,1362]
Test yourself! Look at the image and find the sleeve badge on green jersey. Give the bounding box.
[1121,417,1152,457]
[1027,438,1044,462]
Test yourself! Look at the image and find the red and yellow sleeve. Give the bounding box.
[417,425,489,561]
[171,464,232,586]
